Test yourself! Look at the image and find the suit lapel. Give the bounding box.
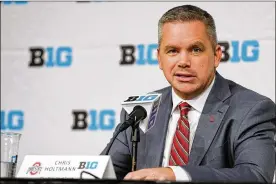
[189,73,231,166]
[145,87,172,168]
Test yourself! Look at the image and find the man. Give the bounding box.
[101,4,276,182]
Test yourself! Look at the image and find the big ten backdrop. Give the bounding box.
[1,1,275,174]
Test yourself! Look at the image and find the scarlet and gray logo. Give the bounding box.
[26,162,42,175]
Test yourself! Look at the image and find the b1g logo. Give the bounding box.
[124,94,159,102]
[78,161,98,169]
[72,109,115,130]
[1,1,28,5]
[219,40,259,62]
[0,110,24,130]
[147,97,160,130]
[29,46,73,67]
[119,44,158,65]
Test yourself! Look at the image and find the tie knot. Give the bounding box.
[178,102,191,116]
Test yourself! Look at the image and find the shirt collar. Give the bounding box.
[171,76,215,113]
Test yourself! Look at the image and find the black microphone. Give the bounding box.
[118,105,147,132]
[104,105,147,155]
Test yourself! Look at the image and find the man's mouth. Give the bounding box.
[174,72,196,82]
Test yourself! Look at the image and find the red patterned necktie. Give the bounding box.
[169,102,191,166]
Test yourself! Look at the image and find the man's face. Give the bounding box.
[157,21,222,99]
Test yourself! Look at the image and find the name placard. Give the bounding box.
[17,155,116,179]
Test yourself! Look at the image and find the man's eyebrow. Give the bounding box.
[188,41,205,48]
[163,45,179,50]
[163,41,206,50]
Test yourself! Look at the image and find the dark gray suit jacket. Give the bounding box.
[101,72,276,182]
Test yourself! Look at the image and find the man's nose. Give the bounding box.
[177,52,191,68]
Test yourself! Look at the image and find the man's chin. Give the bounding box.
[172,86,198,99]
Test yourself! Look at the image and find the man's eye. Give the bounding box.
[167,49,177,54]
[192,47,202,53]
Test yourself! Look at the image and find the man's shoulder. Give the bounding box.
[225,78,275,107]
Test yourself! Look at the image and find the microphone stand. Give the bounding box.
[131,123,140,172]
[104,105,147,171]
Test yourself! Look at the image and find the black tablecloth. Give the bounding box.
[0,178,261,184]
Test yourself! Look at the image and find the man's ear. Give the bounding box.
[214,45,222,68]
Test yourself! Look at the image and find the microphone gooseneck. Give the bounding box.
[104,105,147,156]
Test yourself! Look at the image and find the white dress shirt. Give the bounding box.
[162,77,215,181]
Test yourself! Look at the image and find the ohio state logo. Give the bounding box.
[26,162,42,175]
